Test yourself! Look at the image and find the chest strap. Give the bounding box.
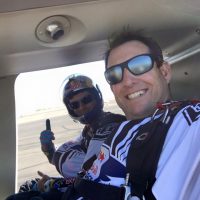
[126,117,170,200]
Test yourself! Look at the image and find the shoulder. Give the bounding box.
[91,113,125,140]
[169,101,200,129]
[103,111,126,120]
[91,112,126,135]
[179,102,200,126]
[94,122,120,140]
[99,111,126,125]
[167,102,200,144]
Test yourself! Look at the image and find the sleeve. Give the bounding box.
[152,105,200,200]
[73,132,84,143]
[82,122,119,170]
[52,140,86,178]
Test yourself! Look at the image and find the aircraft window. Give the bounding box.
[14,61,122,190]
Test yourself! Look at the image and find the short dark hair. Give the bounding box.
[105,29,164,68]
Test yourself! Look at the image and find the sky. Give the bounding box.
[15,60,114,117]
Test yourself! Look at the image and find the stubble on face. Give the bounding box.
[108,41,171,120]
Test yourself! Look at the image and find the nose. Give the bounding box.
[78,102,87,110]
[75,102,88,115]
[122,68,138,86]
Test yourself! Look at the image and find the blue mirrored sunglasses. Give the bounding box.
[69,95,94,109]
[104,54,154,85]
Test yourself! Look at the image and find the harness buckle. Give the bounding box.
[122,173,141,200]
[123,185,141,200]
[123,185,131,200]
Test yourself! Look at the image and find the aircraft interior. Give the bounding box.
[0,0,200,198]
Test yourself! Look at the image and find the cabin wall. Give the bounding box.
[171,52,200,100]
[0,75,17,199]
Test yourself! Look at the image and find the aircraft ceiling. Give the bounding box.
[0,0,199,100]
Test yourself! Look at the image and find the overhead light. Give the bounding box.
[46,23,64,40]
[35,15,71,43]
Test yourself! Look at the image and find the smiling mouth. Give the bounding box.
[127,90,146,100]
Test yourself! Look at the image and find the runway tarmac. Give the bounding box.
[17,100,123,189]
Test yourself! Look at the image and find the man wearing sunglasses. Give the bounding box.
[6,74,126,200]
[65,31,200,200]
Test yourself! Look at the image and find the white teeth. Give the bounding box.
[128,90,145,99]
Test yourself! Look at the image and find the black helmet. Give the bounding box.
[62,74,103,124]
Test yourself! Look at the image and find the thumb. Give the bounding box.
[52,133,55,140]
[37,171,45,177]
[37,171,50,180]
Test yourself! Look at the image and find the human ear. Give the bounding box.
[160,62,172,83]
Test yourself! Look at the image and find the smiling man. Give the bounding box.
[67,30,200,200]
[105,39,171,120]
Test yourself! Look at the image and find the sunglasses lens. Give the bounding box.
[70,95,94,109]
[105,66,122,85]
[128,55,153,75]
[105,54,153,85]
[70,102,79,109]
[82,95,93,104]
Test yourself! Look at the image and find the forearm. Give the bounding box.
[41,144,56,163]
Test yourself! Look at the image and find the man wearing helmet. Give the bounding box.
[6,74,126,200]
[50,74,126,178]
